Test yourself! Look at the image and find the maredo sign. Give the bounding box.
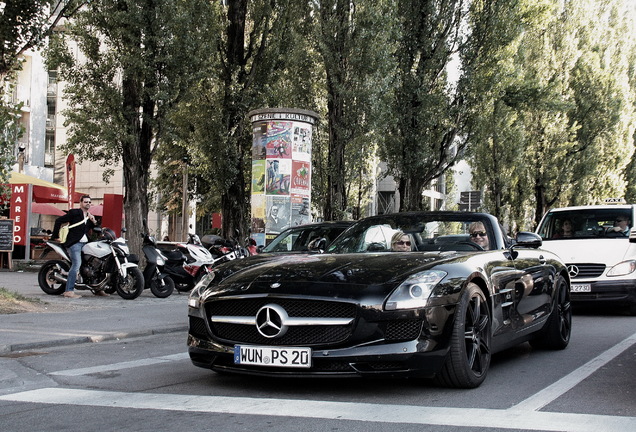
[9,183,31,247]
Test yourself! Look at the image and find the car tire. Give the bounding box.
[435,282,491,388]
[530,275,572,350]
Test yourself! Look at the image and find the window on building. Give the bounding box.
[45,131,55,167]
[378,191,395,214]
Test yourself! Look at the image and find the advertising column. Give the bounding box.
[248,108,318,246]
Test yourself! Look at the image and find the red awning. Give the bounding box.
[7,171,86,203]
[31,202,66,216]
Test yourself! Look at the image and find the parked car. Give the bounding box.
[188,211,571,388]
[536,203,636,314]
[260,221,354,253]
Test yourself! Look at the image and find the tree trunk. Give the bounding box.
[325,88,347,220]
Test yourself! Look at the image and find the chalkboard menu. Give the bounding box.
[0,219,14,252]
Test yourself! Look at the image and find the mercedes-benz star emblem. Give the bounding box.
[567,265,579,278]
[255,304,289,338]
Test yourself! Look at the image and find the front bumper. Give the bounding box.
[187,333,448,378]
[570,278,636,308]
[187,301,455,378]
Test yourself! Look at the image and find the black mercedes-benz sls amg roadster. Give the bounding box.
[188,212,572,388]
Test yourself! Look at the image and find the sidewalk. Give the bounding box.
[0,269,189,354]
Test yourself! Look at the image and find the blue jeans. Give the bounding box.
[66,242,85,292]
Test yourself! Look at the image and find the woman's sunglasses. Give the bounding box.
[470,232,487,238]
[395,241,411,246]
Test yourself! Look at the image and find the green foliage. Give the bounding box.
[381,0,467,212]
[0,83,23,210]
[466,0,636,230]
[311,0,395,219]
[46,0,218,251]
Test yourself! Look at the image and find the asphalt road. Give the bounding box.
[0,291,634,431]
[0,273,636,432]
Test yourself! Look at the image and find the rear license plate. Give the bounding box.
[571,283,591,293]
[234,345,312,368]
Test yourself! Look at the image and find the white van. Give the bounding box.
[536,204,636,315]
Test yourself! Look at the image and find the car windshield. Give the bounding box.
[327,213,495,253]
[537,208,633,240]
[262,224,350,252]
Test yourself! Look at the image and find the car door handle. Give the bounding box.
[539,255,546,265]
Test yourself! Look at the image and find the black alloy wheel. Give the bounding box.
[530,275,572,350]
[435,283,491,388]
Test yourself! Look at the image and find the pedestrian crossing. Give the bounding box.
[1,387,634,431]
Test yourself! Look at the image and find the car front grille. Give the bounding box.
[189,316,209,340]
[384,320,422,341]
[567,263,606,279]
[197,298,425,347]
[205,298,357,347]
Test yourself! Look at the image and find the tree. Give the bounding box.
[465,0,636,229]
[0,0,81,77]
[47,0,217,254]
[310,0,394,220]
[380,0,466,212]
[0,0,82,191]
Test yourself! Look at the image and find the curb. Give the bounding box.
[0,325,188,355]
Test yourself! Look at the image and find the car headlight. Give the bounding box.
[385,270,447,311]
[187,272,215,308]
[607,260,636,277]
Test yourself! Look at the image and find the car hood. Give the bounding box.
[540,238,635,264]
[209,252,460,297]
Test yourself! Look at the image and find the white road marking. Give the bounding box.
[3,328,634,430]
[48,353,189,376]
[1,387,634,431]
[510,332,636,412]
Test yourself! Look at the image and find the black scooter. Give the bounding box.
[141,231,175,298]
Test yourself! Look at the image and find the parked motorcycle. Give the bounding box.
[201,231,250,263]
[162,234,216,292]
[38,227,145,300]
[141,231,175,298]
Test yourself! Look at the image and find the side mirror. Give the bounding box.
[257,245,264,253]
[513,232,542,249]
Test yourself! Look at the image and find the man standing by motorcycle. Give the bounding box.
[51,195,103,298]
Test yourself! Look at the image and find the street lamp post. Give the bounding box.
[17,145,25,173]
[181,158,189,241]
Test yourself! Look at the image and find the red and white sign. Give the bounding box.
[9,183,30,247]
[66,154,76,209]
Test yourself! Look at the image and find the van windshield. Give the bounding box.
[538,209,632,240]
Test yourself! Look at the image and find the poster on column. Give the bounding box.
[265,159,291,195]
[291,195,311,227]
[292,123,312,161]
[266,195,290,236]
[251,194,266,247]
[291,160,311,196]
[252,122,267,160]
[252,160,266,194]
[265,121,293,159]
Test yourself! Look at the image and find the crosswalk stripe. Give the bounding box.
[48,352,189,376]
[1,388,635,431]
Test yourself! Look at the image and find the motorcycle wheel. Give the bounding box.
[38,260,70,295]
[150,275,175,298]
[115,267,145,300]
[175,282,193,293]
